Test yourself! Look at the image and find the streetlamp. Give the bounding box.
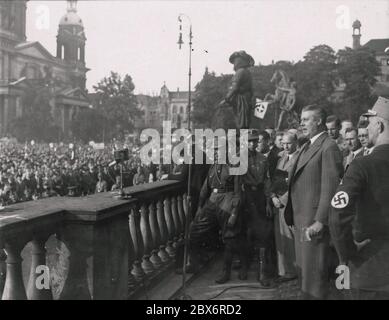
[177,13,193,300]
[177,13,193,130]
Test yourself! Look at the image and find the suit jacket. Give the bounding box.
[285,132,343,227]
[267,145,282,181]
[272,151,298,206]
[343,147,364,172]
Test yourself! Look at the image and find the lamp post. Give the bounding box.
[177,13,193,130]
[177,13,193,300]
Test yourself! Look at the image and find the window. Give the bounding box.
[180,106,184,114]
[172,105,177,114]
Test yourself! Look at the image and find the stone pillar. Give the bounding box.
[80,45,85,63]
[15,96,22,118]
[4,95,9,133]
[61,105,65,133]
[58,213,129,300]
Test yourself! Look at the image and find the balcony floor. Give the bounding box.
[172,255,301,300]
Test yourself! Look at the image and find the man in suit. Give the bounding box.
[271,132,298,283]
[258,130,280,278]
[285,105,344,299]
[343,127,363,171]
[357,122,375,156]
[326,115,345,154]
[329,97,389,299]
[263,129,282,181]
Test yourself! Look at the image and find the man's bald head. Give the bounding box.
[281,132,297,154]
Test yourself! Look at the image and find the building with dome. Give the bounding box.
[0,0,90,138]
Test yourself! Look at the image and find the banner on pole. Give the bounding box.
[254,99,269,119]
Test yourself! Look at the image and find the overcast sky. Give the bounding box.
[26,0,389,95]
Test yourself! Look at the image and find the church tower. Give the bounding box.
[0,0,27,43]
[352,19,362,49]
[56,0,86,64]
[56,0,87,89]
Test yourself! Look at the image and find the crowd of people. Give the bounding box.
[0,140,171,206]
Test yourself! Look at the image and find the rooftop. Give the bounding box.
[363,38,389,54]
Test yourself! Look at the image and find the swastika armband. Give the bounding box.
[331,191,349,209]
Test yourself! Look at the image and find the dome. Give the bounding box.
[59,11,83,27]
[352,19,361,29]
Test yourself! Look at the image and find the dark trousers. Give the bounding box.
[242,189,274,275]
[183,192,246,270]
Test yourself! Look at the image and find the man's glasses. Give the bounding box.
[358,134,368,138]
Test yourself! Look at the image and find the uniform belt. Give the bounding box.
[212,188,233,193]
[243,184,263,191]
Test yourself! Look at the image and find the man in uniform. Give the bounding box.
[178,136,244,284]
[241,130,273,285]
[329,97,389,300]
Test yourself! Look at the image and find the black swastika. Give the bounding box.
[333,192,348,207]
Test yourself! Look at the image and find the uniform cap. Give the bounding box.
[362,96,389,121]
[248,129,259,141]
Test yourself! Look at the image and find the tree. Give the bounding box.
[70,107,105,143]
[336,47,380,123]
[293,45,337,112]
[93,72,142,140]
[192,69,232,129]
[9,80,60,142]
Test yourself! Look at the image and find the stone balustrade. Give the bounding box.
[0,180,188,300]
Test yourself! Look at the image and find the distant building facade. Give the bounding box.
[0,0,89,138]
[134,83,190,137]
[353,19,389,96]
[159,83,189,129]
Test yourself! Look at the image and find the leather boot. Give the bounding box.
[257,247,271,287]
[215,245,233,284]
[238,245,249,280]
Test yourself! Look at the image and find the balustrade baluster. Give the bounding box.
[156,199,170,262]
[148,202,163,268]
[177,195,185,242]
[27,235,53,300]
[171,196,180,247]
[2,240,27,300]
[127,211,138,288]
[163,197,175,257]
[140,203,154,274]
[0,248,6,297]
[129,206,145,281]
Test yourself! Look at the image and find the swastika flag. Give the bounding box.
[254,99,269,119]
